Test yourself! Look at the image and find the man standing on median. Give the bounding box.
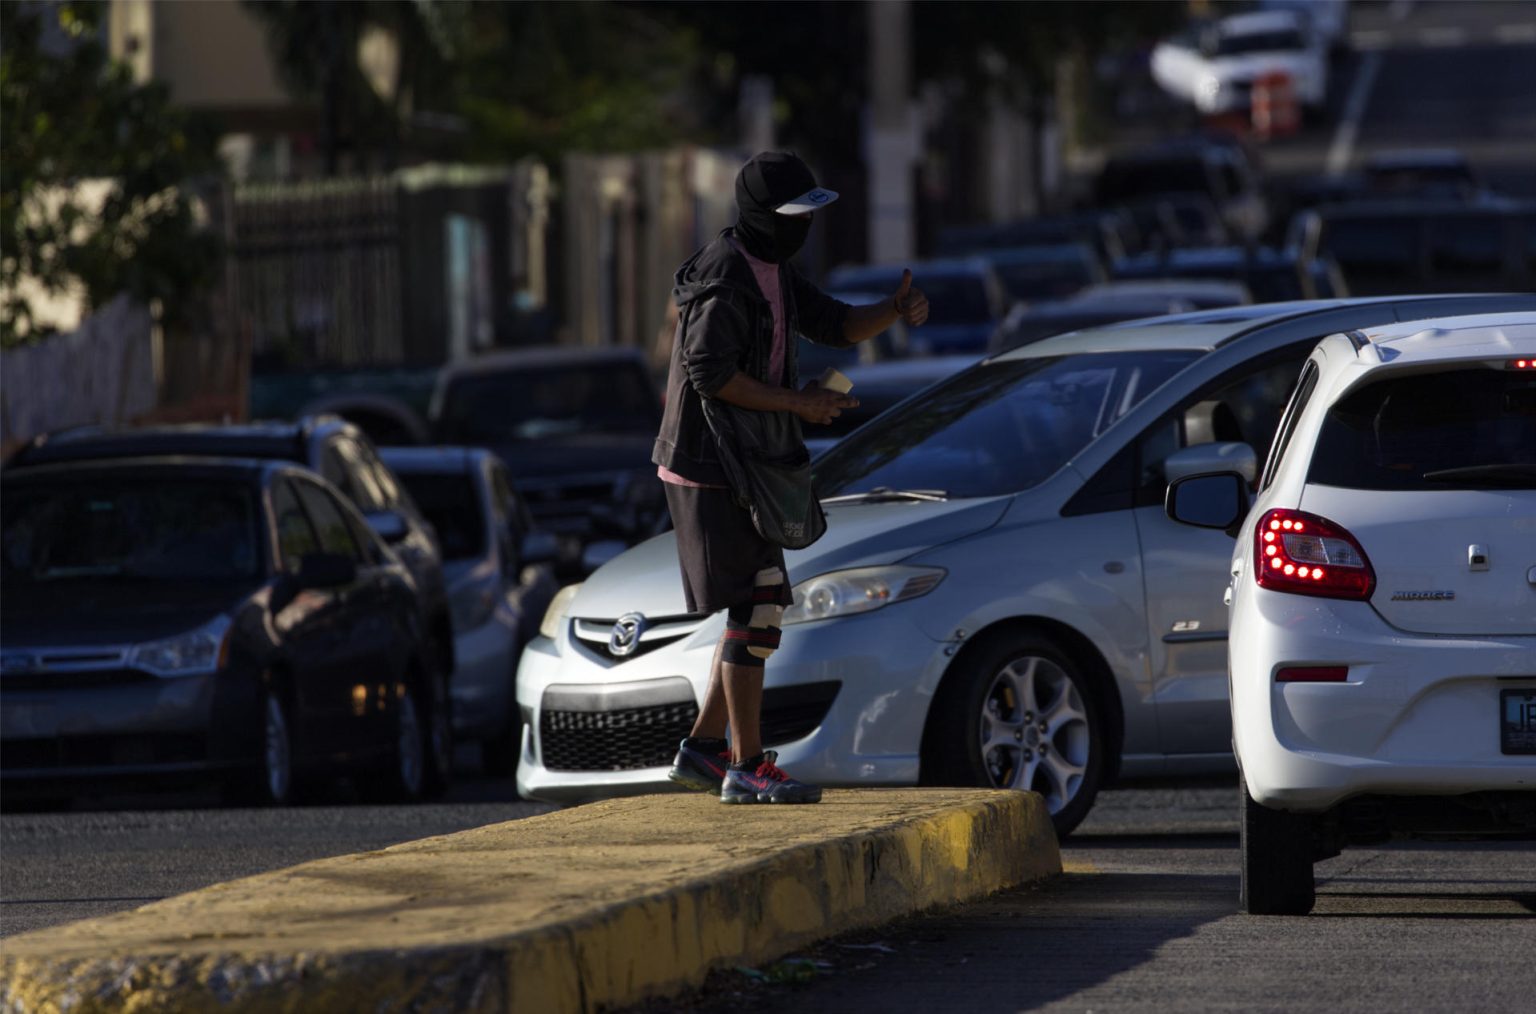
[652,150,930,804]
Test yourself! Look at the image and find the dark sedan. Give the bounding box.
[1,459,443,806]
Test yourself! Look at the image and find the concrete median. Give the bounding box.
[0,788,1059,1013]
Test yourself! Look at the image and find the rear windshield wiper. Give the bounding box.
[821,487,950,504]
[1421,464,1536,488]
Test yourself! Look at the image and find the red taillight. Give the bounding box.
[1511,359,1534,370]
[1276,665,1349,682]
[1254,508,1375,600]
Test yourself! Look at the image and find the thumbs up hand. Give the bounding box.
[892,268,929,327]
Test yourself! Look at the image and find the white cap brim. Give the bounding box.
[775,187,839,215]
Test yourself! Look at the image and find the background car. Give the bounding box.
[429,345,665,573]
[380,446,559,776]
[1111,246,1348,302]
[978,244,1107,305]
[826,258,1008,355]
[516,294,1536,838]
[1151,10,1328,116]
[796,290,914,381]
[5,416,457,792]
[1168,313,1536,914]
[1094,138,1269,244]
[1,459,440,806]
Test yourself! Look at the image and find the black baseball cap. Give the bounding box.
[737,152,840,216]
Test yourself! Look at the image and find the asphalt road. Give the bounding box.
[0,768,554,938]
[625,785,1536,1014]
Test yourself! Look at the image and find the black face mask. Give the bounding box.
[735,206,811,264]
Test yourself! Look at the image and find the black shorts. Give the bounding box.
[664,483,793,614]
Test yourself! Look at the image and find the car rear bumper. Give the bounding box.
[1231,591,1536,812]
[514,607,952,803]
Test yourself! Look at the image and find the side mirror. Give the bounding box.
[366,509,410,544]
[520,529,558,567]
[1165,472,1250,536]
[1163,441,1257,485]
[295,552,358,589]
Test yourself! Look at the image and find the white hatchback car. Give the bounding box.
[1168,313,1536,914]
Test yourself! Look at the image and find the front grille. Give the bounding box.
[572,614,708,665]
[540,701,698,771]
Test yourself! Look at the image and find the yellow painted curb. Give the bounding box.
[1,789,1058,1013]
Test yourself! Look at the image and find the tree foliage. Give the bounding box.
[0,1,223,346]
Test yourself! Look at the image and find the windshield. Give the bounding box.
[438,363,660,444]
[395,473,486,560]
[1308,368,1536,491]
[814,350,1202,497]
[2,479,262,584]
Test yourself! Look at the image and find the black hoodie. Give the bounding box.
[652,229,851,485]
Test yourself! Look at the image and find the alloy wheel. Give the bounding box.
[396,687,425,798]
[976,654,1091,814]
[263,695,292,803]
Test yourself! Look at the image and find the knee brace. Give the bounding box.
[721,567,786,666]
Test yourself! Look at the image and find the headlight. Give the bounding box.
[128,614,233,678]
[450,561,502,632]
[782,566,946,626]
[538,582,583,640]
[1197,75,1223,106]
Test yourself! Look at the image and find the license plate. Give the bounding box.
[1,702,58,738]
[1500,689,1536,755]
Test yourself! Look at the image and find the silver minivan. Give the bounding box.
[518,295,1536,834]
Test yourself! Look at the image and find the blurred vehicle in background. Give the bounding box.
[249,366,441,448]
[1095,139,1269,244]
[1111,246,1348,301]
[1257,0,1351,53]
[1151,10,1329,117]
[6,419,455,784]
[429,346,665,575]
[826,258,1008,355]
[1361,149,1487,201]
[516,294,1536,836]
[989,292,1201,355]
[937,211,1134,264]
[803,355,981,458]
[797,291,914,380]
[381,447,558,777]
[1075,279,1252,310]
[1,459,442,806]
[1122,192,1231,250]
[979,244,1106,305]
[1288,199,1536,295]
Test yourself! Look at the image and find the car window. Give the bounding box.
[272,480,321,573]
[319,442,360,504]
[354,438,405,510]
[1260,360,1320,491]
[1307,367,1536,491]
[814,350,1200,499]
[295,481,364,561]
[1134,342,1314,504]
[2,478,261,585]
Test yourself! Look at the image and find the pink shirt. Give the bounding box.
[658,239,788,489]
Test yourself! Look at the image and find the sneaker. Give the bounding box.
[667,739,731,793]
[720,751,822,804]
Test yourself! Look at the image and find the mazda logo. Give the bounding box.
[609,612,648,657]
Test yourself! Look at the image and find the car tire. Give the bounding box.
[422,665,454,799]
[361,680,427,803]
[923,631,1105,838]
[224,689,298,807]
[1240,772,1316,915]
